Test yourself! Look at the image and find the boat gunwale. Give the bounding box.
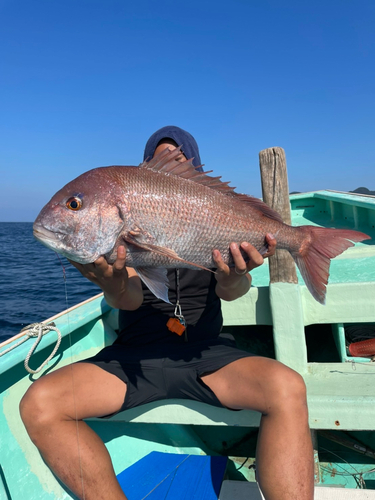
[0,292,105,349]
[290,189,375,209]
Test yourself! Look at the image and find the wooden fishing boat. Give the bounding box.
[1,149,375,499]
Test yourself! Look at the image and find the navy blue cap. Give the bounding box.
[143,126,203,172]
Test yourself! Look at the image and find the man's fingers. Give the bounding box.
[262,233,277,258]
[240,242,264,270]
[230,243,248,275]
[213,249,230,274]
[68,260,95,274]
[67,259,81,270]
[113,246,127,273]
[90,257,110,276]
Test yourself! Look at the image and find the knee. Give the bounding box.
[19,379,60,438]
[267,364,308,413]
[281,366,307,399]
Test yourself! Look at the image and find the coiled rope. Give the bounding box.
[0,322,62,374]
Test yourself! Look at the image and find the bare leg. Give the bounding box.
[201,357,314,500]
[20,363,128,500]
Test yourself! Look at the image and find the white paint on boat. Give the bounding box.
[219,480,375,499]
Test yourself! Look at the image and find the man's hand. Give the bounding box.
[259,233,277,259]
[68,246,143,310]
[213,233,277,301]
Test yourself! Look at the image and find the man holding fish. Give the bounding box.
[21,126,319,499]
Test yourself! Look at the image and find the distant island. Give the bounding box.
[350,187,375,196]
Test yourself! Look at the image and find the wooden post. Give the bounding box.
[259,147,308,372]
[259,147,298,284]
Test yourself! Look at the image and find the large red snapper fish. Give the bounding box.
[33,147,370,304]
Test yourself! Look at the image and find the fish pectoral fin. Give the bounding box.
[126,226,156,244]
[135,267,171,304]
[124,231,175,255]
[124,233,213,272]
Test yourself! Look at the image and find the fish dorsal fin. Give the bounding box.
[139,146,237,195]
[139,146,283,222]
[229,192,284,223]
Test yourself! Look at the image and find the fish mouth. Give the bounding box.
[33,223,99,264]
[33,224,60,242]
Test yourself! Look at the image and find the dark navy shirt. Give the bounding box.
[117,269,223,345]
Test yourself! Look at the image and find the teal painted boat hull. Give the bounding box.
[1,190,375,497]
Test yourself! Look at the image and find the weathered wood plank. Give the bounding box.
[259,147,298,284]
[259,148,306,370]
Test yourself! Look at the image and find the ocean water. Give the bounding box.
[0,222,100,343]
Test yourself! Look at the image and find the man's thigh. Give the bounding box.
[22,362,127,419]
[201,356,304,412]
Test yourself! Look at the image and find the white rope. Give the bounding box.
[0,322,62,374]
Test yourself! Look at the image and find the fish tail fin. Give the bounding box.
[290,226,370,304]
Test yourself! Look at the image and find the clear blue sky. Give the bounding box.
[1,0,374,222]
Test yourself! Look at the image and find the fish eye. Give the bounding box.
[66,197,82,211]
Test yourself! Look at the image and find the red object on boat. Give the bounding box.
[348,338,375,358]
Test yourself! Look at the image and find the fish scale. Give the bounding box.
[123,167,268,266]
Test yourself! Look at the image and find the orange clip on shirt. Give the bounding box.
[166,318,186,336]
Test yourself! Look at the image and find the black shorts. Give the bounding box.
[81,334,254,414]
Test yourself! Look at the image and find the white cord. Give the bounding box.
[0,322,61,374]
